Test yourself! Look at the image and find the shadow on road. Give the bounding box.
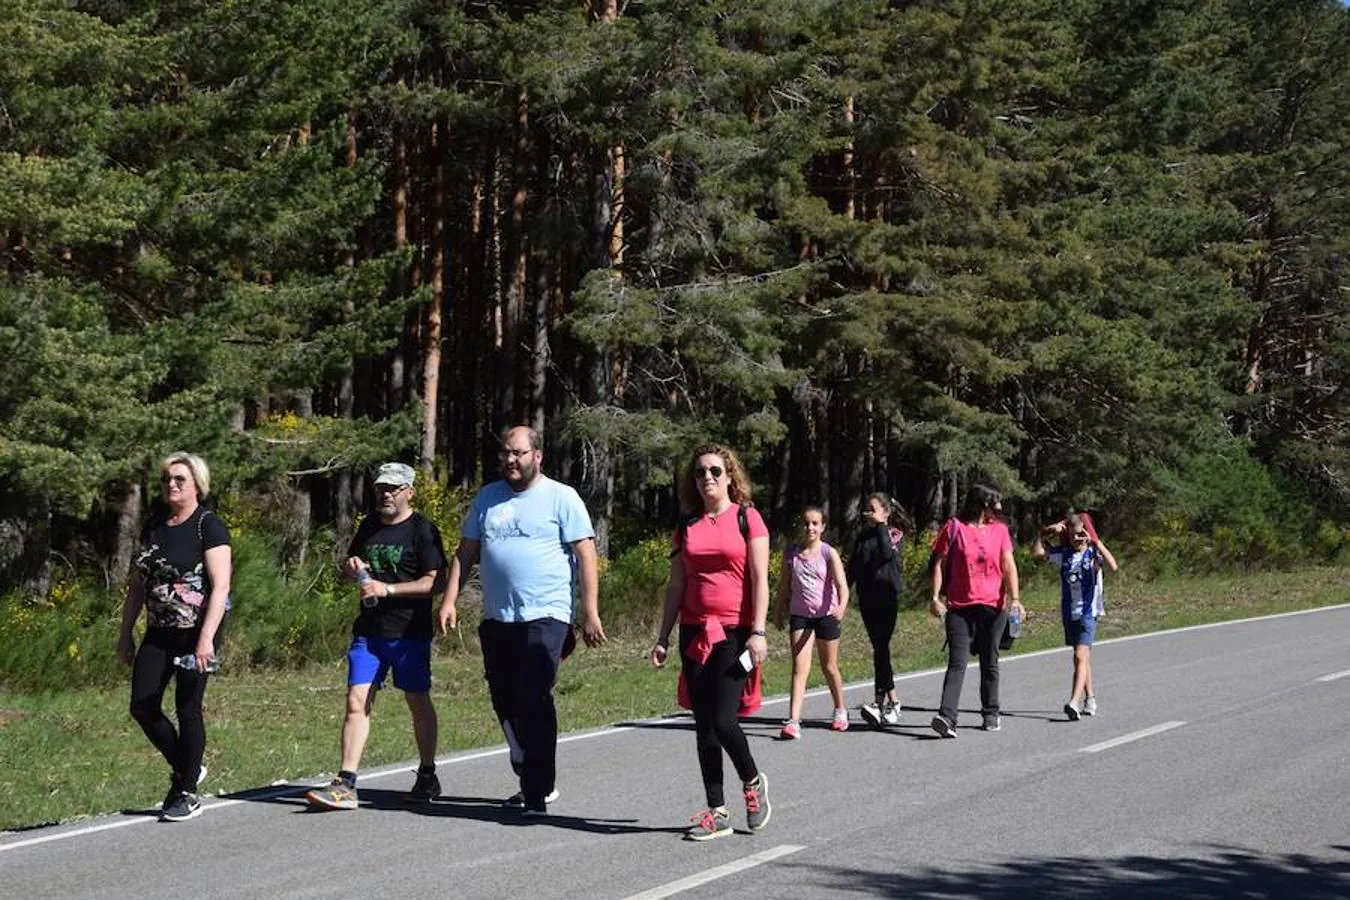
[241,787,685,836]
[782,844,1350,898]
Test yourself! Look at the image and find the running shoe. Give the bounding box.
[407,769,441,802]
[305,778,359,810]
[504,787,560,808]
[685,807,732,841]
[880,701,901,727]
[931,715,957,739]
[830,709,850,732]
[1064,700,1081,722]
[744,772,771,832]
[1082,696,1098,716]
[859,702,882,729]
[159,791,201,822]
[982,714,1001,732]
[779,719,801,740]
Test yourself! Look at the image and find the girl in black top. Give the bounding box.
[118,452,231,822]
[847,492,906,728]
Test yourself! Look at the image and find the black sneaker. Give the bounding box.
[160,791,201,822]
[407,770,441,802]
[504,787,559,808]
[982,714,1001,732]
[931,715,958,739]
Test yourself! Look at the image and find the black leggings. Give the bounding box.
[680,624,758,809]
[129,623,223,791]
[858,587,899,697]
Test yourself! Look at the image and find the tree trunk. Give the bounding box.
[110,481,143,590]
[421,115,446,473]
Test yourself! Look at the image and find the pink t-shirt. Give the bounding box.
[677,505,769,627]
[931,518,1012,608]
[787,543,839,618]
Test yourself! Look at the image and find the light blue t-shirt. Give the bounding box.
[463,475,594,623]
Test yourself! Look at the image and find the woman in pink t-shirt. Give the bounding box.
[650,443,771,841]
[928,484,1023,737]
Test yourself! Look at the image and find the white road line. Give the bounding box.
[1079,721,1186,754]
[1316,668,1350,683]
[622,845,806,900]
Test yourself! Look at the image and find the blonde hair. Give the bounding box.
[161,451,211,499]
[677,443,753,514]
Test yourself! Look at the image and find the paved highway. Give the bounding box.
[4,605,1348,899]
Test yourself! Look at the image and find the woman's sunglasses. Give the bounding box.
[160,474,189,487]
[694,465,724,479]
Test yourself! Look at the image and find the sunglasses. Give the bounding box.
[694,465,724,479]
[160,474,189,487]
[375,483,410,494]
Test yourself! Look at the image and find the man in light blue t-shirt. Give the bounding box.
[438,426,606,815]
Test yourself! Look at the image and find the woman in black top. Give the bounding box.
[847,492,906,728]
[117,452,232,823]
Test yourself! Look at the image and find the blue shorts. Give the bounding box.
[1063,616,1097,647]
[788,614,841,641]
[347,636,432,693]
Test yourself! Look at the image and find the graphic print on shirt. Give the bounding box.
[135,543,207,629]
[364,543,406,577]
[483,502,528,542]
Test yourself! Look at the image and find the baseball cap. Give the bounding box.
[373,462,416,486]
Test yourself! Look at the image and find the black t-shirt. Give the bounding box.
[347,511,448,639]
[135,506,231,630]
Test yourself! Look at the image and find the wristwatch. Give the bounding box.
[750,628,766,636]
[386,583,396,598]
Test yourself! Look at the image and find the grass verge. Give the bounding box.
[2,564,1346,832]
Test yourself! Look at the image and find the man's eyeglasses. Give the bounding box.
[694,465,724,479]
[499,448,535,460]
[160,474,189,487]
[376,483,410,494]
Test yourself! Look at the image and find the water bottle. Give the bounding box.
[357,565,378,609]
[172,653,220,673]
[1007,608,1023,639]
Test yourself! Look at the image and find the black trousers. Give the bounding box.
[938,604,1007,724]
[129,621,225,791]
[479,617,568,807]
[680,624,758,809]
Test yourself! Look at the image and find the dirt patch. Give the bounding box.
[0,707,26,725]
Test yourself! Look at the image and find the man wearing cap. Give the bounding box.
[437,426,606,816]
[306,462,448,810]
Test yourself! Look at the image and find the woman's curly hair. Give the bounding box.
[677,443,753,514]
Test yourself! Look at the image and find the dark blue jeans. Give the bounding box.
[479,617,569,807]
[939,604,1007,724]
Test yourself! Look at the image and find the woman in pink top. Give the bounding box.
[772,506,850,739]
[650,443,771,841]
[928,484,1023,737]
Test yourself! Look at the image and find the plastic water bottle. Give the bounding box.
[172,653,220,673]
[357,565,381,609]
[1007,608,1023,639]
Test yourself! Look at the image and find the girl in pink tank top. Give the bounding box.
[772,506,851,739]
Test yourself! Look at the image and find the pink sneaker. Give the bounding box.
[830,709,849,731]
[779,720,801,740]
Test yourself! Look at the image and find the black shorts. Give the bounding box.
[788,614,841,641]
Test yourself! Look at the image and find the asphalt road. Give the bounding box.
[4,605,1348,899]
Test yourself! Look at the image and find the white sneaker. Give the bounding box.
[1064,700,1081,722]
[880,702,901,727]
[859,703,882,728]
[1082,696,1098,716]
